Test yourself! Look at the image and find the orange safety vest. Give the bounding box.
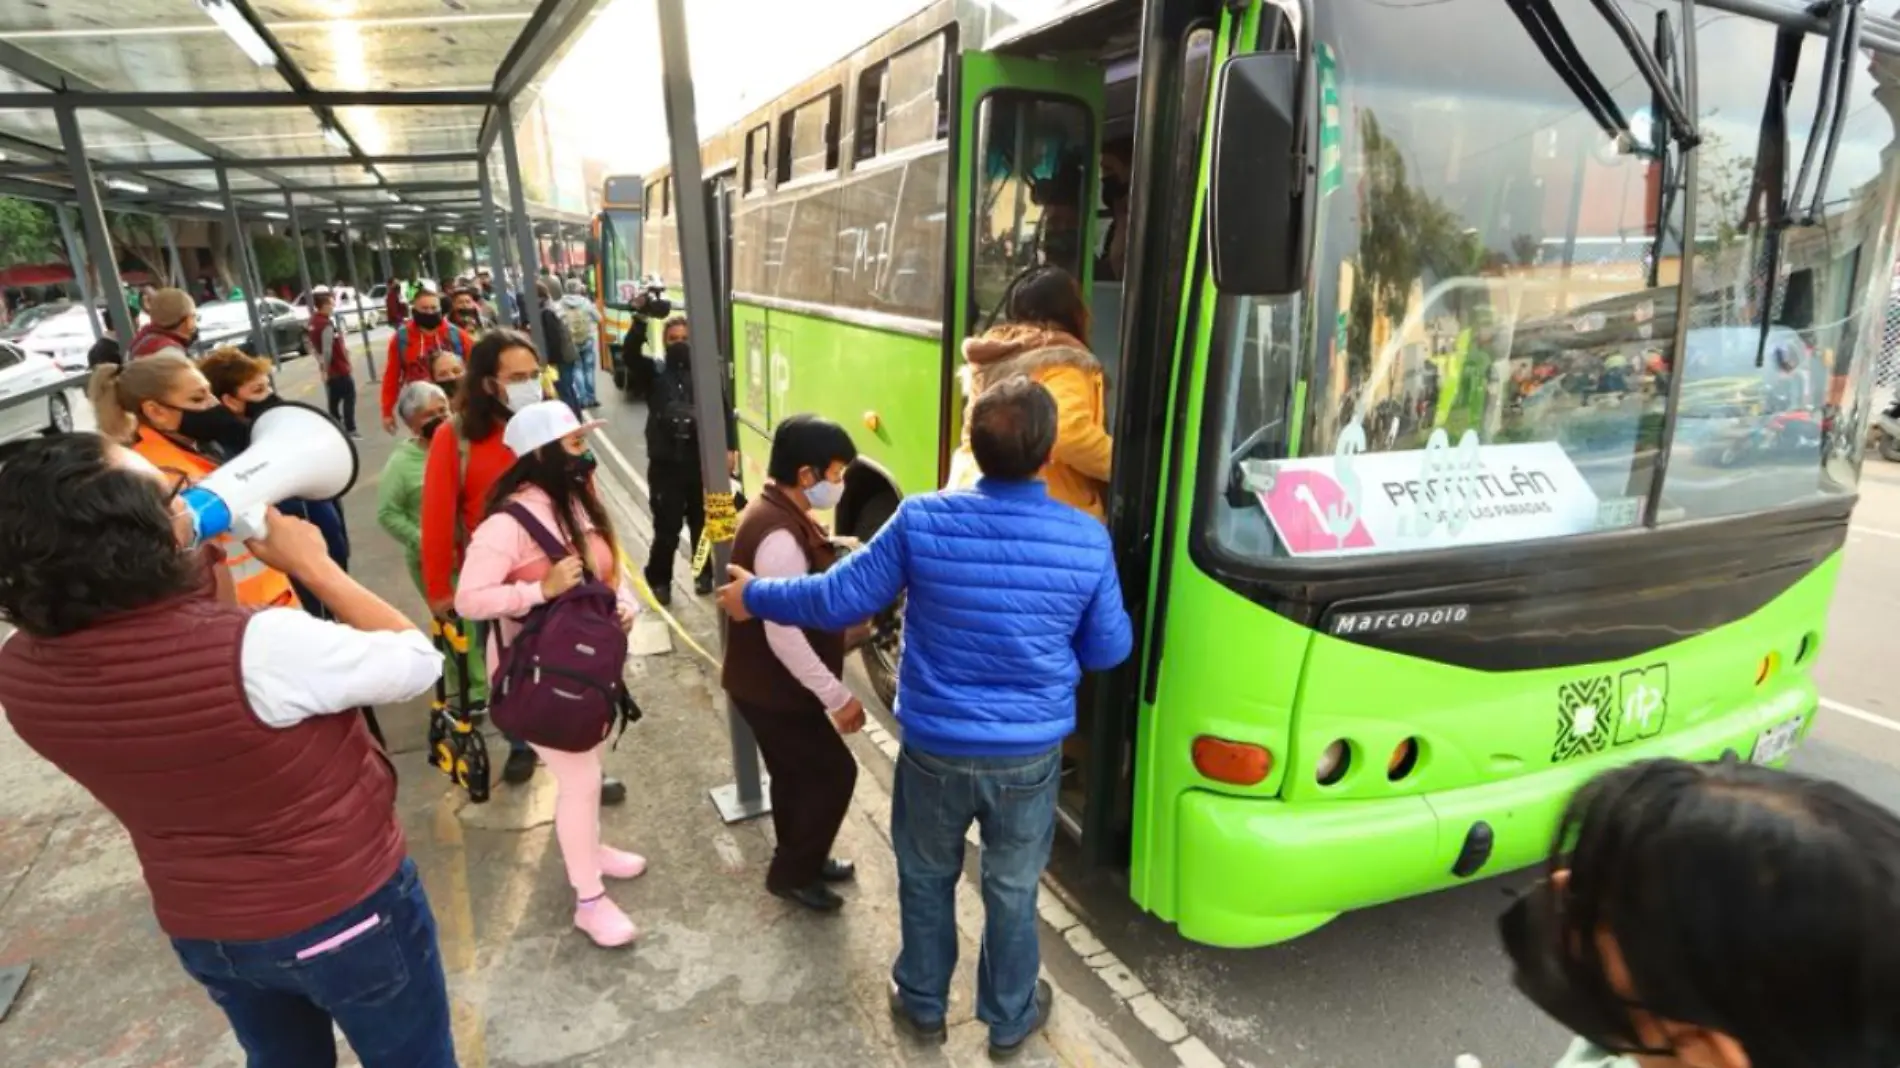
[134,426,300,610]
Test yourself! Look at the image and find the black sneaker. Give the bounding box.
[819,858,856,883]
[988,979,1054,1061]
[601,776,627,806]
[651,584,673,607]
[888,988,948,1045]
[502,747,538,785]
[694,570,716,596]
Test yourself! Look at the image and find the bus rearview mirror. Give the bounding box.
[1209,51,1308,297]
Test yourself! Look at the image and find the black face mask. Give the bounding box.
[1103,176,1129,204]
[452,307,480,326]
[245,394,285,422]
[570,450,599,482]
[434,376,461,398]
[419,416,447,442]
[175,404,251,455]
[665,342,690,368]
[413,311,443,330]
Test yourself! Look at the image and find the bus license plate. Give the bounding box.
[1750,716,1806,765]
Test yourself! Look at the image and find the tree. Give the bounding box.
[107,212,170,282]
[0,196,59,267]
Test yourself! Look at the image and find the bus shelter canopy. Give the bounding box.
[0,0,604,227]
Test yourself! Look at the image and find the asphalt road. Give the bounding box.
[489,381,1900,1068]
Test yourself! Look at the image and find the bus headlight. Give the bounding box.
[1315,740,1352,786]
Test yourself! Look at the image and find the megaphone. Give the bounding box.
[180,401,359,544]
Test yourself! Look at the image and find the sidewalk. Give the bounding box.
[0,361,1155,1068]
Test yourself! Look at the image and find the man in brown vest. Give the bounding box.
[721,413,864,912]
[0,433,457,1067]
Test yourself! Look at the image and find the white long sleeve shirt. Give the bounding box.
[753,528,855,713]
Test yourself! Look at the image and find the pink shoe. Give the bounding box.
[574,894,638,948]
[599,846,648,880]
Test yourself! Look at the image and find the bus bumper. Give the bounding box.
[1170,684,1816,949]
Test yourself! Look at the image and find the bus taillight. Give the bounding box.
[1192,736,1272,786]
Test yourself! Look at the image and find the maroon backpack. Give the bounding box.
[488,502,642,753]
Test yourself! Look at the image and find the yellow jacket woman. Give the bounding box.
[950,267,1112,519]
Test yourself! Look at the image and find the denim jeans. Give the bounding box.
[552,362,582,415]
[891,744,1061,1047]
[572,339,600,406]
[170,858,457,1068]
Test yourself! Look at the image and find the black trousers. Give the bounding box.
[732,696,858,890]
[645,457,705,590]
[325,374,357,434]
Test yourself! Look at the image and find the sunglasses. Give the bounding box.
[1498,882,1675,1058]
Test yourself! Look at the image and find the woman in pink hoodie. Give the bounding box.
[454,400,646,947]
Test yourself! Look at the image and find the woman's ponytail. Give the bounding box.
[88,353,195,445]
[88,364,134,443]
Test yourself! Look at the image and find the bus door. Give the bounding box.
[704,171,737,366]
[951,50,1105,835]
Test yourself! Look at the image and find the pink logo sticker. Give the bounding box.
[1257,469,1376,555]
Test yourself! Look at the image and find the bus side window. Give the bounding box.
[970,94,1094,325]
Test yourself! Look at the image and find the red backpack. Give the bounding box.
[487,503,643,752]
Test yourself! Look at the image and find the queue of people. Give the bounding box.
[5,260,1900,1068]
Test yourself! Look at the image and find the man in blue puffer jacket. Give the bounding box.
[718,376,1132,1060]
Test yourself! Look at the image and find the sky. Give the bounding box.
[541,0,927,174]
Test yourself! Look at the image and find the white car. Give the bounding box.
[0,340,77,443]
[13,305,105,373]
[297,286,381,328]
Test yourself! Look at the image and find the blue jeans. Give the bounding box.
[891,744,1061,1046]
[170,858,457,1068]
[572,339,600,406]
[552,361,582,415]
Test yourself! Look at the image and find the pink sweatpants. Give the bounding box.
[531,742,607,899]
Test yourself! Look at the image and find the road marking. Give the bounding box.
[589,428,650,497]
[1850,525,1900,541]
[1821,697,1900,734]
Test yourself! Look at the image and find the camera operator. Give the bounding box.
[608,277,670,401]
[0,433,455,1067]
[644,316,738,605]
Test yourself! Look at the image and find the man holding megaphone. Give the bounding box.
[0,434,457,1066]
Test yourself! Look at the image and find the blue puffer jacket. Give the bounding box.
[742,478,1134,757]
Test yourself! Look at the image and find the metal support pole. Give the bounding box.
[497,102,549,357]
[377,223,396,285]
[314,216,334,288]
[336,202,377,382]
[285,192,314,305]
[161,215,185,288]
[55,106,136,344]
[54,205,103,342]
[655,0,763,822]
[215,167,272,364]
[478,163,512,322]
[425,234,441,288]
[466,225,483,273]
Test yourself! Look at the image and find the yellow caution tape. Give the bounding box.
[689,491,740,576]
[616,544,721,668]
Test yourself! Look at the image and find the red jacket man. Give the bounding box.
[380,290,471,432]
[308,290,360,437]
[128,288,198,360]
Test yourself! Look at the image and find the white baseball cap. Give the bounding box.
[503,400,605,457]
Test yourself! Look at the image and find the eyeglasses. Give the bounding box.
[1497,882,1675,1058]
[158,467,191,505]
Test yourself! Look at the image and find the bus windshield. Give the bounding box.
[599,207,644,303]
[1205,0,1899,563]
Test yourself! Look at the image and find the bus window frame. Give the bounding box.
[854,28,957,168]
[743,122,773,198]
[962,86,1100,337]
[778,86,846,187]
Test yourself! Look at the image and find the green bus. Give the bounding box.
[590,174,648,392]
[639,0,1900,947]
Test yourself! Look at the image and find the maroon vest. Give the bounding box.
[0,590,405,941]
[721,487,846,713]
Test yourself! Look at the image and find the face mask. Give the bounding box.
[175,404,250,453]
[453,307,479,326]
[502,378,544,412]
[1103,176,1129,204]
[244,394,284,422]
[413,311,443,330]
[665,342,690,366]
[419,416,447,442]
[570,450,599,482]
[805,476,843,511]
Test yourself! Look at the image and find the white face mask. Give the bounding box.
[502,379,543,413]
[805,477,843,511]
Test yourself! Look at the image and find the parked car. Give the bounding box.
[12,304,106,373]
[0,340,76,443]
[295,285,381,329]
[1,301,75,342]
[190,298,308,359]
